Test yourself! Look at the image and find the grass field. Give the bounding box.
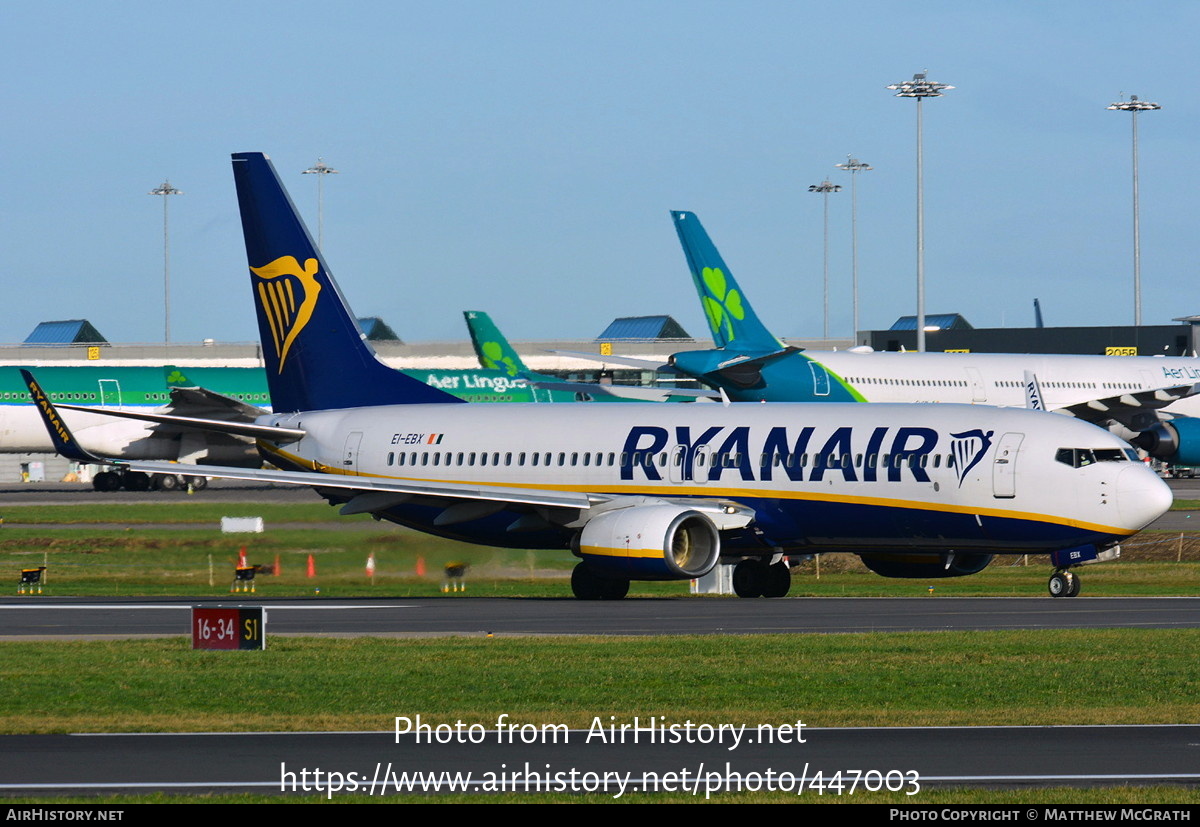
[3,501,1198,804]
[4,630,1198,734]
[3,502,1200,598]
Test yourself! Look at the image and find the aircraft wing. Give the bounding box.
[114,457,754,528]
[1052,383,1200,429]
[166,385,264,420]
[52,404,305,443]
[548,350,677,372]
[120,458,600,510]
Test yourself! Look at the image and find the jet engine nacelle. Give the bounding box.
[860,552,994,579]
[573,505,720,581]
[1133,418,1200,467]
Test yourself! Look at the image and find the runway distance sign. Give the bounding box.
[192,606,266,650]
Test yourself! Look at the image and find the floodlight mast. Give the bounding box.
[835,156,872,340]
[148,180,183,343]
[809,180,842,339]
[1107,95,1160,326]
[302,157,339,250]
[888,72,953,352]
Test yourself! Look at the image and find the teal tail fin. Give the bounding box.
[464,311,531,377]
[671,211,782,352]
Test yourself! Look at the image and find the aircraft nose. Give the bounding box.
[1116,464,1172,530]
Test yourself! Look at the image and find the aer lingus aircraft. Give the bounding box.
[0,365,269,490]
[0,357,554,491]
[561,211,1200,466]
[25,152,1173,599]
[464,310,702,402]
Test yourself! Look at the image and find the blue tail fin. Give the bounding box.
[231,152,463,412]
[670,211,782,352]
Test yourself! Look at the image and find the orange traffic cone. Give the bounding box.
[273,553,281,576]
[238,546,247,568]
[416,556,426,577]
[366,553,376,578]
[306,554,316,578]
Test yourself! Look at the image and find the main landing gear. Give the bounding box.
[92,470,150,492]
[570,563,630,600]
[92,470,208,493]
[1047,569,1082,598]
[732,558,791,598]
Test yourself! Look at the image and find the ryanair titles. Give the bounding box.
[619,424,993,486]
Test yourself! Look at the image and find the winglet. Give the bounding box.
[19,370,108,464]
[1023,370,1046,411]
[463,311,531,377]
[670,211,783,352]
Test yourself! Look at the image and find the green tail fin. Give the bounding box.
[464,311,530,377]
[163,366,197,388]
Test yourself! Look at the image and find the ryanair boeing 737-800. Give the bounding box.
[26,153,1172,599]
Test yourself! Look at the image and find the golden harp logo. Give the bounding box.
[251,256,322,374]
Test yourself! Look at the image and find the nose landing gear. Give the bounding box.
[1048,569,1081,598]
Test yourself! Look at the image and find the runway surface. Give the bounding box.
[3,596,1200,638]
[3,725,1197,795]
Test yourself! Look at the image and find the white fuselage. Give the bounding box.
[0,406,168,456]
[813,350,1200,415]
[257,401,1170,555]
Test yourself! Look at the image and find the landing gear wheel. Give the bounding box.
[185,476,208,491]
[570,563,629,600]
[1048,570,1077,598]
[732,559,766,598]
[122,472,151,492]
[154,474,180,492]
[761,561,792,598]
[92,471,121,492]
[1066,571,1081,597]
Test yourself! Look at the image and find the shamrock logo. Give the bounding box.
[480,341,519,376]
[700,267,745,343]
[167,370,188,385]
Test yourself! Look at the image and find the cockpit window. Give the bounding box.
[1056,447,1130,468]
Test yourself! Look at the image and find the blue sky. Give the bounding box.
[4,1,1197,345]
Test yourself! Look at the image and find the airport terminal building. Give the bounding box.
[4,313,1200,484]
